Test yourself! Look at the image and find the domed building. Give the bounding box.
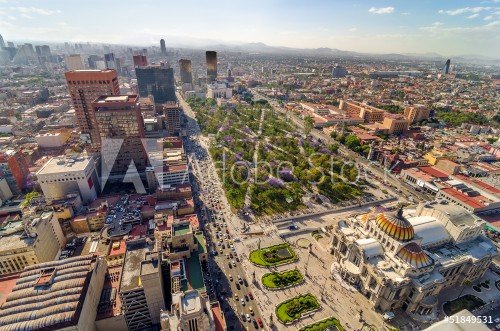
[330,203,496,323]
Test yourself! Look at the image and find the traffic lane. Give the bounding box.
[218,248,258,325]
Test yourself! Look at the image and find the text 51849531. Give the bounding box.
[444,315,492,324]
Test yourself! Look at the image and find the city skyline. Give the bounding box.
[0,0,499,58]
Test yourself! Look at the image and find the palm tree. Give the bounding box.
[457,279,472,299]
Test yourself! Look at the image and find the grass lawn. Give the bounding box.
[249,243,297,266]
[443,294,485,316]
[261,269,303,288]
[275,293,320,323]
[299,316,344,331]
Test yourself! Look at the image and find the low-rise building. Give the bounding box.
[0,211,65,275]
[36,154,100,204]
[0,255,107,331]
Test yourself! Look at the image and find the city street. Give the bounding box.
[180,92,266,330]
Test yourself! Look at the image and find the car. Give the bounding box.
[221,244,225,249]
[257,318,263,327]
[288,225,299,230]
[234,293,239,300]
[241,313,246,321]
[241,298,245,306]
[249,307,254,315]
[244,294,249,301]
[246,314,251,322]
[248,292,253,300]
[219,248,223,254]
[383,311,395,321]
[229,275,233,281]
[232,261,236,267]
[228,262,232,269]
[236,283,241,290]
[253,319,259,329]
[243,279,248,287]
[235,256,240,262]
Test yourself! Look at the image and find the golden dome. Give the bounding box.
[375,210,414,242]
[397,242,433,268]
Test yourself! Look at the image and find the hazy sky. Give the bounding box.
[1,0,499,57]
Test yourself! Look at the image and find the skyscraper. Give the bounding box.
[206,51,217,83]
[332,65,347,78]
[443,59,451,75]
[179,59,193,84]
[88,55,101,69]
[92,95,146,176]
[133,55,148,68]
[160,39,166,56]
[64,69,120,151]
[0,34,5,48]
[104,53,116,69]
[136,65,176,104]
[65,54,84,70]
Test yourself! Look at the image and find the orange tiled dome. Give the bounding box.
[397,242,433,268]
[376,211,414,241]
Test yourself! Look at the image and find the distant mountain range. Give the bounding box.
[197,42,500,65]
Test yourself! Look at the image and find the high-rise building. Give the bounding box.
[65,54,84,70]
[136,65,176,104]
[88,55,102,69]
[40,45,51,56]
[12,43,37,65]
[104,52,116,69]
[0,34,5,48]
[35,45,42,56]
[133,54,148,68]
[92,95,146,176]
[443,59,451,74]
[119,242,165,330]
[332,65,347,78]
[65,69,120,150]
[164,103,181,136]
[0,149,29,195]
[179,59,193,84]
[205,51,217,83]
[160,39,166,56]
[7,41,14,48]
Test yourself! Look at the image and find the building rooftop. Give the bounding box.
[96,265,123,321]
[181,290,202,313]
[36,155,92,175]
[120,243,148,292]
[173,224,191,236]
[0,255,96,330]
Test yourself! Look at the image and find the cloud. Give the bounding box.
[349,27,357,32]
[421,20,500,33]
[467,13,480,18]
[484,15,493,20]
[20,13,32,19]
[401,12,410,16]
[439,7,492,15]
[368,7,394,14]
[9,6,62,15]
